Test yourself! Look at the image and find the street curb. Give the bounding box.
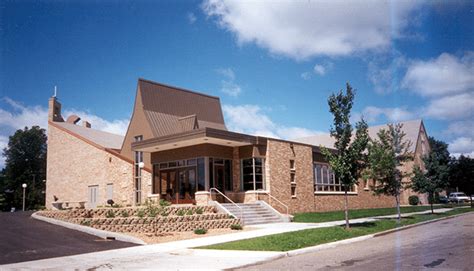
[224,252,287,271]
[373,211,472,237]
[286,211,473,258]
[31,212,146,245]
[286,235,374,257]
[231,210,473,269]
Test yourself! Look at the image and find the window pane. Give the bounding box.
[322,166,328,184]
[225,160,232,191]
[315,165,321,184]
[197,158,205,191]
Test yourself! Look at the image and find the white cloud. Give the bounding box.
[423,92,474,120]
[0,98,129,136]
[223,104,321,139]
[216,67,241,97]
[361,106,415,123]
[367,55,406,94]
[0,135,8,168]
[301,72,312,80]
[402,52,474,97]
[445,120,474,138]
[0,98,49,130]
[301,62,333,80]
[313,64,326,76]
[449,137,474,158]
[63,109,129,135]
[202,0,422,60]
[187,12,197,24]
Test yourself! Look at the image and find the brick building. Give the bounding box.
[46,78,430,214]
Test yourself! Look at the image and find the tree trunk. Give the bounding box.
[470,196,473,208]
[344,188,350,229]
[395,193,401,224]
[430,193,434,214]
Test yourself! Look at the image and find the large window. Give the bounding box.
[314,163,355,192]
[241,158,265,191]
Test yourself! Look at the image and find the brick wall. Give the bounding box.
[266,139,397,214]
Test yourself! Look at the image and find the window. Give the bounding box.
[291,184,296,197]
[290,172,296,184]
[290,160,295,170]
[134,135,143,204]
[241,158,265,191]
[314,163,355,192]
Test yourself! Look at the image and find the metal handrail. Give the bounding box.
[258,191,289,216]
[210,188,243,222]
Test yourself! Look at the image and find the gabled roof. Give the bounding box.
[295,119,424,153]
[138,79,227,137]
[52,122,124,149]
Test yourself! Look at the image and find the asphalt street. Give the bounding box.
[238,212,474,271]
[0,211,136,264]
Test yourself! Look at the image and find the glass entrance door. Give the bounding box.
[160,167,196,204]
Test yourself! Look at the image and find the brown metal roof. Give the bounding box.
[138,78,227,137]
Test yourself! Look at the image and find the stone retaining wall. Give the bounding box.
[36,205,239,234]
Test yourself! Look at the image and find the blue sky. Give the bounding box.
[1,0,473,167]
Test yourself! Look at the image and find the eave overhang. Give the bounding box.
[131,128,264,152]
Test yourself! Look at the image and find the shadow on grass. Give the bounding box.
[342,222,377,228]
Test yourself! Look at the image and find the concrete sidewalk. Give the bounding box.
[0,208,458,270]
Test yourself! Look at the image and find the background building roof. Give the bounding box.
[295,119,423,152]
[53,122,124,149]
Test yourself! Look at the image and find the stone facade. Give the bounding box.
[46,124,151,208]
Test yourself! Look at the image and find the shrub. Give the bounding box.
[230,224,243,230]
[105,209,115,218]
[409,195,420,206]
[121,210,129,217]
[186,209,194,216]
[228,214,236,219]
[194,228,207,235]
[159,199,171,207]
[195,207,204,215]
[176,209,186,216]
[137,209,145,218]
[112,203,122,208]
[80,219,91,226]
[148,206,160,217]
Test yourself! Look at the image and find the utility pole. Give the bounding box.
[22,183,27,211]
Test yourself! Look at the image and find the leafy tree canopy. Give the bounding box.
[2,126,47,210]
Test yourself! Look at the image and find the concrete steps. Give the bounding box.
[220,203,284,225]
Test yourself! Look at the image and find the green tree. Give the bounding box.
[365,124,412,223]
[321,83,369,229]
[411,137,450,214]
[449,155,474,207]
[2,126,47,210]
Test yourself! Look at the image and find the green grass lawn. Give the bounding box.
[198,208,473,252]
[293,205,454,223]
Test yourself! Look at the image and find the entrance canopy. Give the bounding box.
[132,127,264,152]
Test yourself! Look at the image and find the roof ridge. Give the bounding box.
[138,78,220,100]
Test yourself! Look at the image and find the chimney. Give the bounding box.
[48,97,64,122]
[82,121,91,128]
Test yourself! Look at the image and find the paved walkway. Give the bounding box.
[0,208,458,270]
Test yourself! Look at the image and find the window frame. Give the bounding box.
[313,162,357,194]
